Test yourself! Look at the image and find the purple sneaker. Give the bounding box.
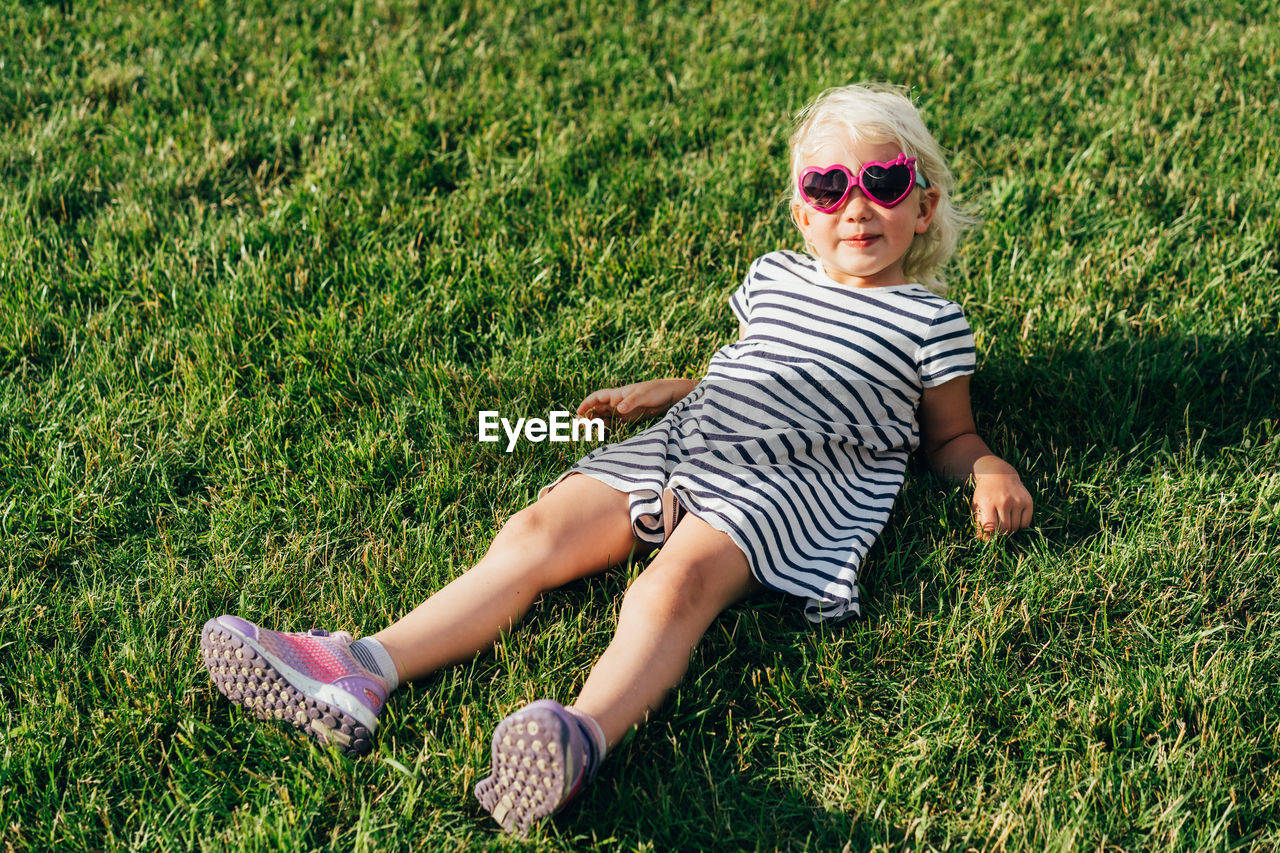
[199,614,388,757]
[474,699,601,836]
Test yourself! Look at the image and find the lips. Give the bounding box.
[842,234,880,247]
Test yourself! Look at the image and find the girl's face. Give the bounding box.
[793,138,939,288]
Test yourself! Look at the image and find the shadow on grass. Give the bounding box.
[972,329,1278,469]
[873,328,1280,617]
[898,328,1280,551]
[554,330,1279,849]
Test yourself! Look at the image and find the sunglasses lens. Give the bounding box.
[801,169,849,209]
[861,164,914,205]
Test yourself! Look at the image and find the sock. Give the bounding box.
[564,705,607,772]
[350,637,401,691]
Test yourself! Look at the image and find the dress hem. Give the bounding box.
[539,466,862,623]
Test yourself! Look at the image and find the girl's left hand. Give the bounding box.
[970,472,1034,541]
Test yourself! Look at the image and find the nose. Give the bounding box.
[842,187,875,219]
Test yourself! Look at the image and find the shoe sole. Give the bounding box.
[474,704,572,835]
[199,618,375,757]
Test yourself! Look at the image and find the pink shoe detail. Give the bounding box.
[199,615,388,757]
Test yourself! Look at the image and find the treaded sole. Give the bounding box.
[474,705,570,836]
[199,619,374,757]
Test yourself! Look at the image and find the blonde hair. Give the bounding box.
[788,83,978,292]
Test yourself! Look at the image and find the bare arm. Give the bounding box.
[918,375,1034,540]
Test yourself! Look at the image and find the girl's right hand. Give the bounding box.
[577,378,698,423]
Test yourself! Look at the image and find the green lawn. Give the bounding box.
[2,0,1278,850]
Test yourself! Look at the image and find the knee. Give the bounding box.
[619,559,714,626]
[483,504,563,578]
[491,500,615,585]
[493,504,550,551]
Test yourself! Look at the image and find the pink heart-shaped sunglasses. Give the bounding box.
[798,153,929,212]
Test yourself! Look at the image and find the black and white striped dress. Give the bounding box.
[543,250,976,621]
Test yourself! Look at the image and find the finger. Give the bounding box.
[579,388,627,417]
[577,392,612,416]
[995,504,1014,534]
[988,505,1007,537]
[972,503,995,540]
[999,500,1028,534]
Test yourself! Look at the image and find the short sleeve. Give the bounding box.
[728,259,758,324]
[918,302,976,387]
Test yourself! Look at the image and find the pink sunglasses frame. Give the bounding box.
[797,153,928,213]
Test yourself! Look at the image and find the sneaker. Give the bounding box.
[199,614,388,757]
[474,699,601,836]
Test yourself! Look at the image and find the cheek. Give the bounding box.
[794,207,823,243]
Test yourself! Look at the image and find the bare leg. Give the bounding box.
[371,475,642,682]
[570,515,762,748]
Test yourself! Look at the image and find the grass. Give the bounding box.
[2,0,1279,849]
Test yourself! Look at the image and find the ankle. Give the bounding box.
[564,705,608,765]
[349,636,401,691]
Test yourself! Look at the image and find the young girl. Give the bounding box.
[199,83,1033,836]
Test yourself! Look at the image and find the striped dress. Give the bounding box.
[543,250,976,622]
